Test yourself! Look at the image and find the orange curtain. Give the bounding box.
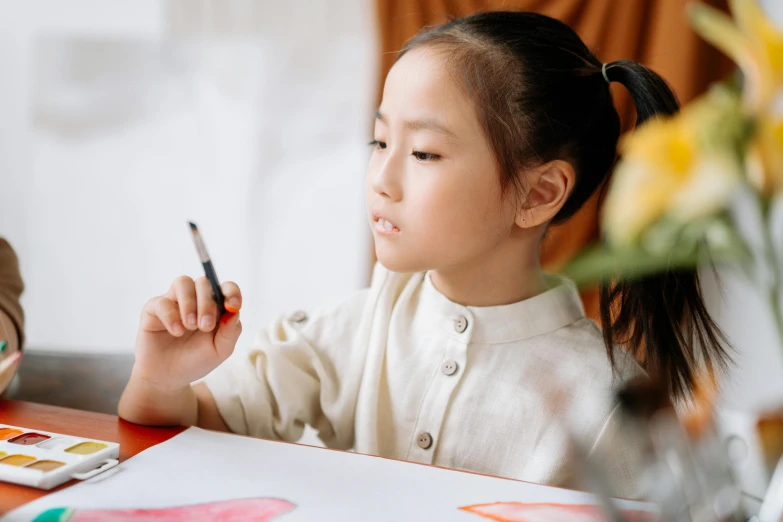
[372,0,734,319]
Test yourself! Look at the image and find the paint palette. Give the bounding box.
[0,424,119,490]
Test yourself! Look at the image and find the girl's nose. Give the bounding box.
[371,152,403,201]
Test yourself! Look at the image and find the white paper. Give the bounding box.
[4,427,656,522]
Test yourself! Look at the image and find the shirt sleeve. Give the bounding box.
[0,238,24,347]
[203,286,371,450]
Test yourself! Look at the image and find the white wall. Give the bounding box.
[0,0,376,352]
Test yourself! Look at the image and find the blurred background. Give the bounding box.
[0,0,375,353]
[0,0,782,503]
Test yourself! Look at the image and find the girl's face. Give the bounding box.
[366,46,519,274]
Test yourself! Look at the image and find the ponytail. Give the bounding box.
[599,61,732,401]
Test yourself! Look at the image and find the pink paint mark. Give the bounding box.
[66,498,295,522]
[460,502,659,522]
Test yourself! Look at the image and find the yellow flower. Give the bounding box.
[747,114,783,194]
[603,91,743,245]
[690,0,783,111]
[689,0,783,195]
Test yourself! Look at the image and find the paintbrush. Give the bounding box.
[188,222,226,318]
[0,351,22,395]
[539,379,625,521]
[565,432,626,522]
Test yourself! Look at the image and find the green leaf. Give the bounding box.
[562,217,751,287]
[561,245,703,287]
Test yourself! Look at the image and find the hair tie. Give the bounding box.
[601,63,611,84]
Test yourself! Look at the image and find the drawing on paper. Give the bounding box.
[459,502,658,522]
[32,497,296,522]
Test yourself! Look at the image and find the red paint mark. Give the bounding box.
[51,498,295,522]
[459,502,659,522]
[220,311,237,326]
[9,432,50,445]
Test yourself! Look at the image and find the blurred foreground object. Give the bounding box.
[0,238,24,395]
[593,374,783,521]
[562,3,783,508]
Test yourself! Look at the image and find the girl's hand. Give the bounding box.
[132,276,243,391]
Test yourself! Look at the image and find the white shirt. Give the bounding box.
[205,263,647,498]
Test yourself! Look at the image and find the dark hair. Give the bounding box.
[399,11,730,401]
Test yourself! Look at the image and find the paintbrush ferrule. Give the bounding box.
[188,222,227,317]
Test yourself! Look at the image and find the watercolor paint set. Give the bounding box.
[0,424,119,490]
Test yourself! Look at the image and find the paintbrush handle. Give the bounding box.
[202,260,226,317]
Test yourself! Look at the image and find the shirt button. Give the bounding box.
[289,310,308,323]
[441,360,459,376]
[453,316,468,333]
[417,432,433,450]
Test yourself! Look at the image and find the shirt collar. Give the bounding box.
[418,271,586,344]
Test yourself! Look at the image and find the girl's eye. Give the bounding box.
[368,139,387,150]
[412,150,440,162]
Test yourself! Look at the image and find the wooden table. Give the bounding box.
[0,399,183,514]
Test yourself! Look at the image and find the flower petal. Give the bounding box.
[730,0,783,104]
[669,155,741,221]
[689,3,763,107]
[748,115,783,194]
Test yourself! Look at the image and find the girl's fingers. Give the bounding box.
[143,296,185,336]
[195,276,218,332]
[170,276,198,330]
[214,311,242,361]
[141,297,165,332]
[221,281,242,313]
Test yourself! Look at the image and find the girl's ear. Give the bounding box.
[515,159,576,228]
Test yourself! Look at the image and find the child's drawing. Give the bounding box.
[460,502,658,522]
[32,498,296,522]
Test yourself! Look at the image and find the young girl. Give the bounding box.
[119,11,730,498]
